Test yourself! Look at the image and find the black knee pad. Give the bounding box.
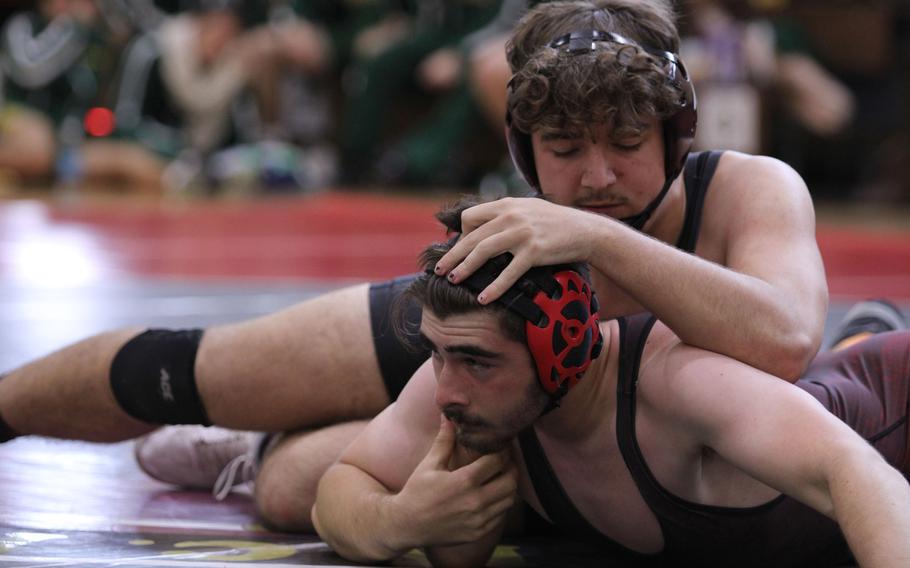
[110,329,211,425]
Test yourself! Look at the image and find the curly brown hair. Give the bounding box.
[507,0,683,141]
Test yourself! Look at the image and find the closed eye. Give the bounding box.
[614,141,643,152]
[552,147,579,158]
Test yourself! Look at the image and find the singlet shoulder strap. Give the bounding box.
[615,314,658,396]
[518,428,614,544]
[675,150,723,253]
[615,313,660,484]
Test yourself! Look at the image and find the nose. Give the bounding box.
[434,364,470,409]
[580,147,617,190]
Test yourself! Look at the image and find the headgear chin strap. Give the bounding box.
[506,29,697,230]
[459,257,604,408]
[619,176,674,230]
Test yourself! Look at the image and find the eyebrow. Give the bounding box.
[540,131,580,142]
[418,332,502,359]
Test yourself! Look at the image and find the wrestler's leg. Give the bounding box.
[254,421,368,532]
[192,284,389,430]
[801,301,910,472]
[0,284,389,441]
[0,328,151,441]
[134,275,426,487]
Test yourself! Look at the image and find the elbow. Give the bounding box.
[310,503,338,552]
[310,498,370,562]
[312,503,391,564]
[764,330,818,383]
[779,337,816,383]
[310,502,342,556]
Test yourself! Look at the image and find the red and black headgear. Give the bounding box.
[506,30,697,230]
[459,255,604,406]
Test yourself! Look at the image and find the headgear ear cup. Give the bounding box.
[661,56,697,184]
[524,270,603,397]
[505,87,540,192]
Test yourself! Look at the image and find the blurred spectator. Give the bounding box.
[0,0,167,193]
[681,0,910,204]
[213,1,340,194]
[115,0,341,195]
[152,1,256,155]
[680,0,855,159]
[338,0,503,188]
[805,0,910,204]
[96,0,168,34]
[463,0,529,134]
[758,0,908,203]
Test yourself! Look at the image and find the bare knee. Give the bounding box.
[254,421,368,532]
[255,454,318,532]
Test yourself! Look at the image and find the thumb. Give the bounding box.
[422,414,456,470]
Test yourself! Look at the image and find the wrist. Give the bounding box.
[378,492,421,558]
[579,208,617,266]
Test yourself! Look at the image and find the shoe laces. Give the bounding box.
[213,453,257,501]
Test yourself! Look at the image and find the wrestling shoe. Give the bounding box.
[827,299,907,351]
[134,426,262,501]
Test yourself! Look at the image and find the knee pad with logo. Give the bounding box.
[110,329,211,425]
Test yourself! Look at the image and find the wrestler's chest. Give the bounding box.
[523,433,666,554]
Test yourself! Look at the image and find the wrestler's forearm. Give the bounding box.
[312,463,414,562]
[312,462,500,568]
[588,220,825,380]
[830,450,910,567]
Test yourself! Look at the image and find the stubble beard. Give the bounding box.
[445,380,550,454]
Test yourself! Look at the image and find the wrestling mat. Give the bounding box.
[0,191,905,566]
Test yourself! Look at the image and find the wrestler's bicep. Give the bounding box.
[718,156,827,333]
[714,155,818,259]
[339,359,440,491]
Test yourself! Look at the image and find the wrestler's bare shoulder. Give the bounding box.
[701,151,815,240]
[710,151,811,204]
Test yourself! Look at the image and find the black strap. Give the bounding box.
[518,428,616,545]
[615,314,667,508]
[676,151,722,253]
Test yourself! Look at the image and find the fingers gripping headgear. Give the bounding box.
[506,30,697,229]
[460,259,604,403]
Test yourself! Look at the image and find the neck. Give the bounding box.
[536,320,618,440]
[640,172,686,244]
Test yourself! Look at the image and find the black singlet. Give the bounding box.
[520,313,910,567]
[369,151,724,399]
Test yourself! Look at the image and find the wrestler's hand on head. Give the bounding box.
[435,198,598,303]
[392,415,518,547]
